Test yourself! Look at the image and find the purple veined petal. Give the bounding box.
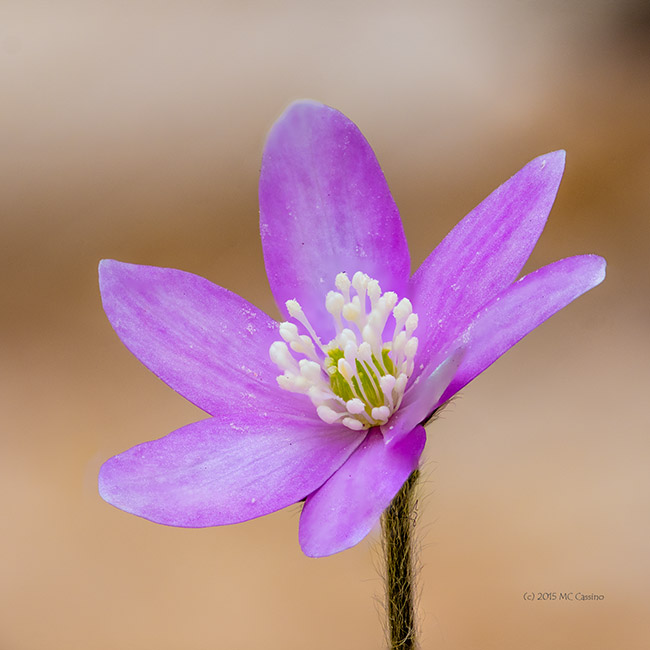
[381,347,465,445]
[260,100,410,339]
[99,411,364,527]
[410,151,566,374]
[299,426,426,557]
[99,260,313,419]
[439,254,607,403]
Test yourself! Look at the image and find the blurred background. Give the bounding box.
[2,1,649,648]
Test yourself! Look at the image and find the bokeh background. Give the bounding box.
[2,1,649,648]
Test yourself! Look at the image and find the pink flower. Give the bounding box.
[98,101,605,556]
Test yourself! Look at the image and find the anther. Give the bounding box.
[404,338,418,359]
[367,279,381,305]
[346,398,366,414]
[405,313,418,336]
[393,297,413,322]
[325,291,345,316]
[342,300,362,324]
[269,341,297,371]
[342,417,364,431]
[317,405,344,424]
[371,406,390,421]
[335,272,351,299]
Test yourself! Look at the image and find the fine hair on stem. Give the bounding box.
[381,469,420,649]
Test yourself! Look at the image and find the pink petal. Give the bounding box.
[381,348,465,444]
[410,151,566,372]
[99,260,312,419]
[440,254,607,402]
[260,100,410,338]
[99,412,364,527]
[299,427,426,557]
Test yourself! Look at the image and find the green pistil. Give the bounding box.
[382,349,395,375]
[354,359,379,406]
[327,349,353,402]
[326,346,395,413]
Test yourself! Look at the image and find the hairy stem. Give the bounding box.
[382,469,419,649]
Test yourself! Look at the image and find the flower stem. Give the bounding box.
[382,469,419,649]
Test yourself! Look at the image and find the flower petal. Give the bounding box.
[410,151,566,370]
[99,260,312,419]
[440,254,607,402]
[99,413,364,527]
[299,427,426,557]
[381,348,465,444]
[260,100,410,338]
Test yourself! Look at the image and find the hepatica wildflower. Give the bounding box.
[99,100,605,557]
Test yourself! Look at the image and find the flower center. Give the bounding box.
[270,272,418,431]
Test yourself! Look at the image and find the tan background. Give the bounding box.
[2,1,649,648]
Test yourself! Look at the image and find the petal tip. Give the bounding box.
[98,258,131,283]
[532,149,566,176]
[298,515,369,558]
[299,539,348,559]
[590,254,607,285]
[573,254,607,288]
[98,258,113,276]
[97,456,119,507]
[98,259,135,299]
[274,99,335,130]
[284,98,327,112]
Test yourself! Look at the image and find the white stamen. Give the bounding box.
[269,341,297,371]
[279,321,299,342]
[343,341,358,367]
[277,374,308,393]
[339,328,358,348]
[299,360,323,383]
[357,341,373,363]
[342,417,365,431]
[325,291,345,315]
[380,375,397,410]
[270,271,420,431]
[342,300,361,324]
[317,405,344,424]
[308,385,333,403]
[352,271,369,293]
[346,398,366,414]
[371,406,391,421]
[393,297,413,322]
[405,313,418,336]
[335,272,351,301]
[380,374,396,395]
[394,373,408,408]
[292,335,318,361]
[361,323,381,350]
[405,337,418,359]
[393,330,407,351]
[337,357,354,381]
[384,292,398,311]
[286,299,326,352]
[369,279,382,303]
[325,291,345,333]
[351,272,369,321]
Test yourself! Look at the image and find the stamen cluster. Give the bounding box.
[270,272,419,431]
